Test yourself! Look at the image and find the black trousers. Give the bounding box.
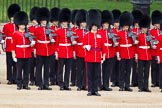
[29,52,36,82]
[159,63,162,89]
[102,57,115,88]
[131,58,138,84]
[58,58,72,88]
[6,52,17,82]
[71,59,77,84]
[138,60,151,90]
[119,59,133,89]
[87,62,101,93]
[77,57,86,88]
[17,58,30,87]
[36,55,50,87]
[49,54,58,83]
[151,56,159,85]
[111,56,119,84]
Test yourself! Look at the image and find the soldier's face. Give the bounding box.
[61,22,68,28]
[102,23,109,29]
[32,20,38,26]
[18,25,26,30]
[41,20,47,26]
[10,17,14,23]
[123,26,129,31]
[80,22,86,28]
[134,23,139,28]
[91,25,98,32]
[154,24,160,29]
[52,21,59,26]
[141,28,147,33]
[114,22,119,29]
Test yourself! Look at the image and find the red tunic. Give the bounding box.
[98,29,116,59]
[12,31,32,58]
[34,26,53,56]
[150,28,160,57]
[75,28,87,58]
[55,28,74,58]
[137,33,152,61]
[117,30,135,59]
[83,31,104,63]
[156,34,162,62]
[2,22,16,52]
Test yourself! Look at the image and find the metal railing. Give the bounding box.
[0,0,60,22]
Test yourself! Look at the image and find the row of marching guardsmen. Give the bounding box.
[1,3,162,96]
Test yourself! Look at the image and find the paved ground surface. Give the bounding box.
[0,24,162,108]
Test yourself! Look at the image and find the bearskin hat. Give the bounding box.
[14,11,28,26]
[59,8,71,23]
[71,9,78,24]
[36,7,50,23]
[151,10,162,25]
[30,6,39,21]
[132,10,143,25]
[139,14,150,28]
[87,9,101,30]
[119,11,133,27]
[101,10,114,25]
[75,9,87,26]
[112,9,121,23]
[7,3,20,19]
[50,7,60,22]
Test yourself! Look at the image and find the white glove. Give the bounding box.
[50,39,55,43]
[72,41,77,45]
[12,51,17,62]
[157,56,160,64]
[134,40,139,44]
[116,52,121,61]
[73,51,76,59]
[102,54,106,63]
[33,49,36,58]
[55,52,58,60]
[1,40,5,44]
[30,40,36,47]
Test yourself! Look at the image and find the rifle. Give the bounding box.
[108,28,119,47]
[0,31,6,51]
[128,28,138,44]
[66,24,78,45]
[146,29,158,49]
[45,23,57,43]
[25,27,36,47]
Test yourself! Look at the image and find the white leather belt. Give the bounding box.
[16,45,30,48]
[59,43,71,46]
[120,44,132,47]
[104,43,112,47]
[77,43,83,45]
[139,46,150,49]
[6,37,12,39]
[160,48,162,50]
[37,40,50,44]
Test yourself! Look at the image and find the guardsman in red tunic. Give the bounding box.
[55,8,74,91]
[28,6,39,86]
[84,9,104,96]
[75,9,87,91]
[157,22,162,92]
[98,10,115,91]
[117,12,134,92]
[111,9,121,87]
[2,4,20,85]
[70,9,78,87]
[150,10,162,87]
[137,15,152,92]
[12,11,32,90]
[49,7,60,85]
[131,10,143,87]
[34,7,52,90]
